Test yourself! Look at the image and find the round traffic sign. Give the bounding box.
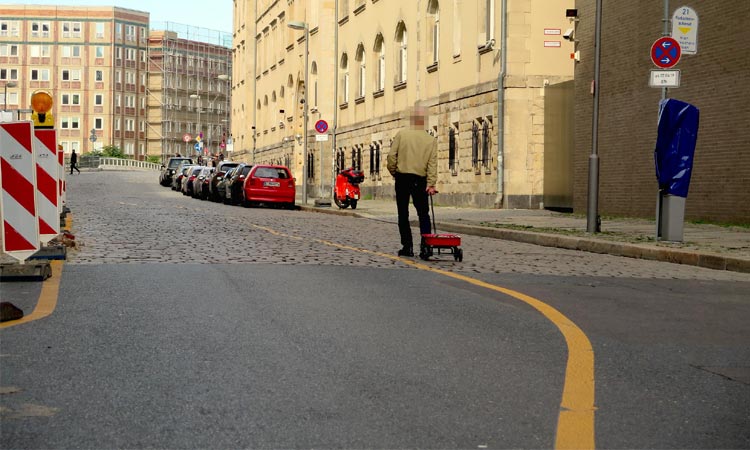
[183,133,191,143]
[651,37,681,68]
[315,119,328,134]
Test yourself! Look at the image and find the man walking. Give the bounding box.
[70,149,81,175]
[387,105,437,257]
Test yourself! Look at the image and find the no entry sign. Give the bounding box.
[651,37,681,68]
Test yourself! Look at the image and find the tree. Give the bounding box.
[101,145,125,158]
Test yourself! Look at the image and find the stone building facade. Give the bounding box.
[232,0,575,208]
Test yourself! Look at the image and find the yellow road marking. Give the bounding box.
[0,260,63,329]
[261,228,597,449]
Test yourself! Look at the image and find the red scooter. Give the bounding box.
[334,167,365,209]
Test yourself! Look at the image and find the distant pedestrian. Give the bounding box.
[219,152,225,161]
[197,155,204,165]
[70,149,81,175]
[387,105,437,257]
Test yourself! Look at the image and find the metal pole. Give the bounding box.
[587,0,603,233]
[302,27,309,205]
[661,0,670,101]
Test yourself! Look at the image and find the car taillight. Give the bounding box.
[287,180,294,188]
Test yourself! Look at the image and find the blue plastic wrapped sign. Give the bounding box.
[654,99,700,198]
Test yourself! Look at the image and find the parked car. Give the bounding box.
[172,165,194,190]
[182,166,203,196]
[192,167,214,199]
[159,157,193,186]
[215,167,236,204]
[242,165,296,209]
[208,161,240,202]
[224,163,253,205]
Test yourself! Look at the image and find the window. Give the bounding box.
[395,22,408,84]
[95,70,104,82]
[95,46,104,58]
[61,69,81,81]
[96,22,105,38]
[115,94,121,107]
[126,48,135,61]
[453,0,461,56]
[95,94,103,105]
[116,47,122,60]
[71,117,79,129]
[116,23,123,39]
[374,34,385,92]
[1,44,19,57]
[30,45,51,57]
[31,21,49,37]
[115,118,121,131]
[95,118,103,129]
[1,68,19,80]
[0,92,18,106]
[62,46,81,57]
[428,0,440,65]
[126,119,134,131]
[340,53,349,104]
[355,44,366,99]
[449,125,458,175]
[479,0,495,46]
[31,69,50,81]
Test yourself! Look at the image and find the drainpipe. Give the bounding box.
[252,1,258,163]
[331,0,339,197]
[495,0,508,208]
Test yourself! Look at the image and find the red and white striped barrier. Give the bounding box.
[33,129,59,244]
[0,121,39,261]
[57,144,66,211]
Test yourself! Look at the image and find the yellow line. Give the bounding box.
[1,214,71,330]
[0,260,63,329]
[291,234,596,448]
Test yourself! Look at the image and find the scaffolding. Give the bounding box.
[147,22,232,162]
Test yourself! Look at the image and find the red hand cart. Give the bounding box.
[419,195,463,262]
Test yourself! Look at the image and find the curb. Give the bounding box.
[300,205,750,274]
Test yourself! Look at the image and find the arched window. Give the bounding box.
[355,44,366,99]
[311,61,318,107]
[373,33,385,92]
[340,53,350,104]
[395,22,407,84]
[428,0,440,64]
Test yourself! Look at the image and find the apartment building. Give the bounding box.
[0,5,150,159]
[146,24,232,160]
[232,0,575,208]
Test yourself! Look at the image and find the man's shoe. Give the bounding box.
[397,247,414,257]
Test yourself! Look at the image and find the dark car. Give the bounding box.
[208,161,240,202]
[215,167,236,203]
[160,157,193,186]
[172,164,194,190]
[224,163,253,205]
[242,165,296,209]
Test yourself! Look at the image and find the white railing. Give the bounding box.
[98,157,162,171]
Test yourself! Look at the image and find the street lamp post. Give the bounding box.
[288,20,309,205]
[3,81,17,111]
[190,93,201,157]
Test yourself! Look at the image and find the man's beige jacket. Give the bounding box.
[387,129,438,187]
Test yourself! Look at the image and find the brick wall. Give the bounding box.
[573,0,750,223]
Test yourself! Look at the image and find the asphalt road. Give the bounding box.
[1,171,748,449]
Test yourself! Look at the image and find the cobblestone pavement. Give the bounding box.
[63,171,750,282]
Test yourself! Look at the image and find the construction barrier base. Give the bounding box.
[0,262,52,282]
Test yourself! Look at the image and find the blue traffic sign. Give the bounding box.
[315,119,328,134]
[194,143,201,152]
[651,37,681,68]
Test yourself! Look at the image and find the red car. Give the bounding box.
[242,165,296,209]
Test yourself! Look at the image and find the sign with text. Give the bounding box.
[671,6,698,55]
[649,70,681,88]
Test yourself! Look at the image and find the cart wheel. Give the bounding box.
[457,248,463,262]
[350,199,357,209]
[419,246,430,261]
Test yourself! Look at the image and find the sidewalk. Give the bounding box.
[300,199,750,274]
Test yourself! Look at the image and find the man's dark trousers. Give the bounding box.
[395,172,431,249]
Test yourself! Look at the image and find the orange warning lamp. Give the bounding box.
[31,90,55,129]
